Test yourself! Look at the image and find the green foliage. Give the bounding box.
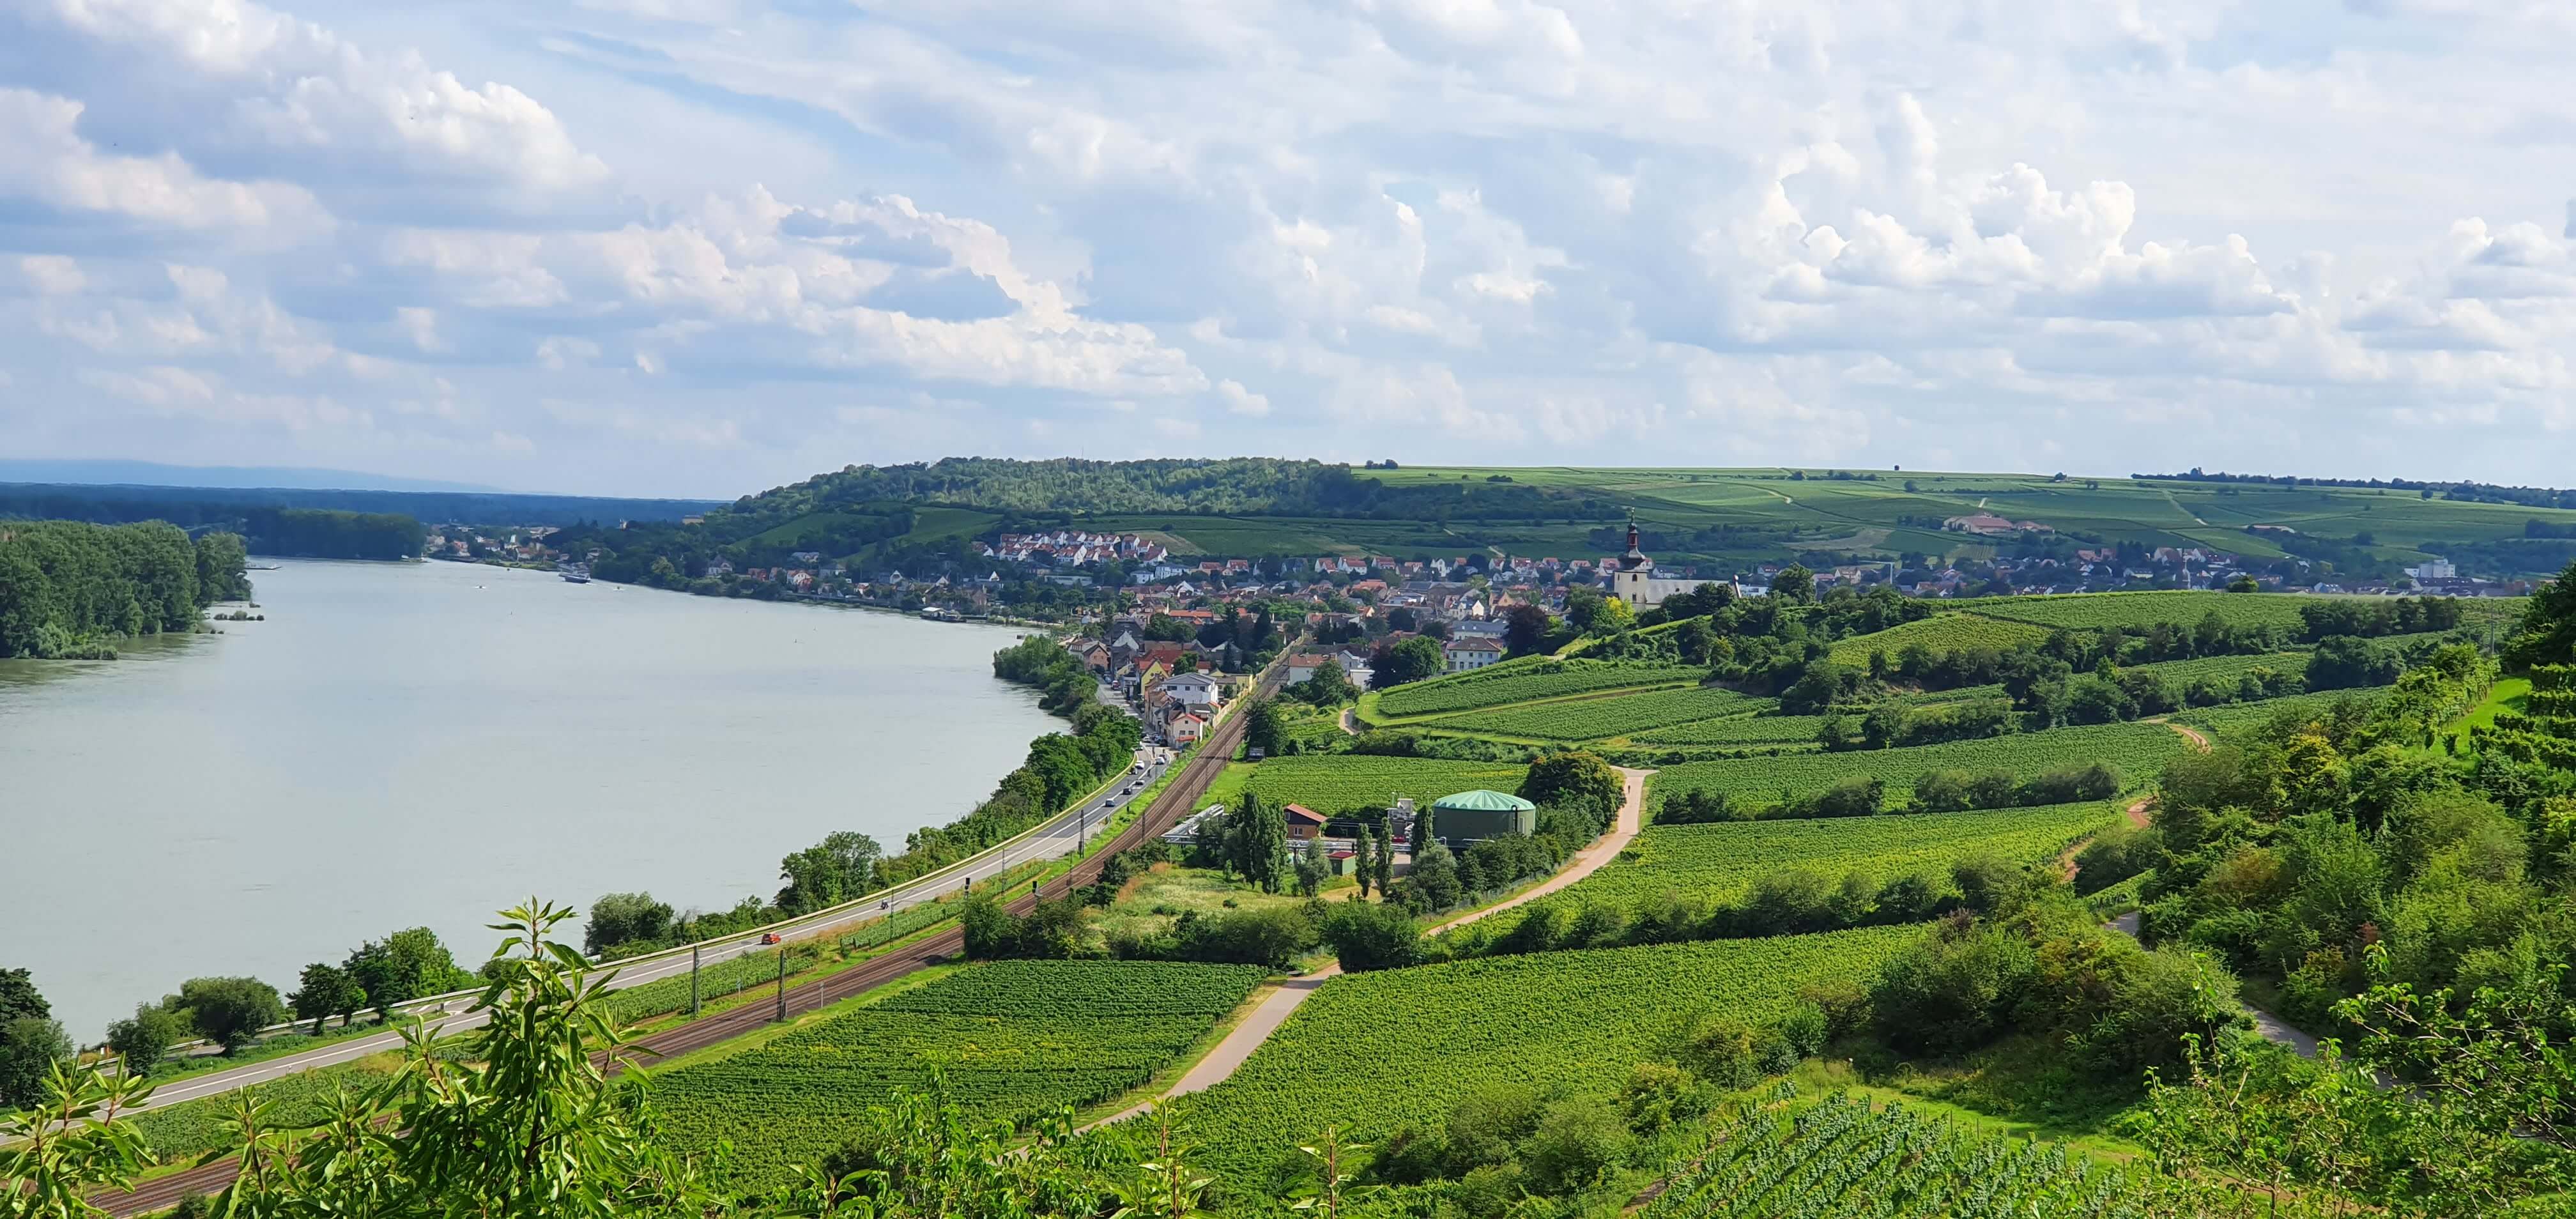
[1430,686,1774,742]
[1518,750,1622,809]
[1374,659,1706,718]
[0,521,254,657]
[1648,721,2186,808]
[1234,755,1531,816]
[1825,612,2054,666]
[105,1003,187,1076]
[651,960,1264,1186]
[774,833,885,917]
[1320,900,1418,972]
[172,977,286,1054]
[1632,713,1833,747]
[1968,591,2319,632]
[1177,929,1922,1186]
[344,927,472,1018]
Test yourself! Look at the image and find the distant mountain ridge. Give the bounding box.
[0,459,507,494]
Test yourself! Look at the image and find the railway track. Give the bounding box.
[88,677,1269,1216]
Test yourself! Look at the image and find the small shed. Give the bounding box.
[1427,789,1536,847]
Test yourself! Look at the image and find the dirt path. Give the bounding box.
[1338,707,1358,735]
[1094,767,1652,1125]
[2164,720,2212,751]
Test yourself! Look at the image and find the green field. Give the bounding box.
[1176,928,1923,1184]
[1644,721,2190,806]
[1633,713,1834,747]
[1644,1090,2153,1218]
[1959,590,2318,632]
[1825,613,2054,666]
[1495,802,2120,930]
[2175,687,2389,739]
[1206,755,1533,816]
[2125,650,2310,687]
[1372,658,1706,719]
[651,960,1264,1185]
[1425,685,1774,742]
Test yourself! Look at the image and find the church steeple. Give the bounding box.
[1617,513,1652,572]
[1625,516,1641,554]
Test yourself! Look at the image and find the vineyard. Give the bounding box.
[650,960,1264,1186]
[1958,591,2315,632]
[1177,929,1922,1185]
[1485,801,2121,932]
[1642,1089,2157,1219]
[597,894,974,1025]
[2176,688,2387,739]
[1635,714,1834,747]
[1824,613,2053,666]
[2125,650,2310,686]
[1644,722,2189,806]
[1374,659,1706,718]
[1426,686,1775,742]
[1223,755,1531,815]
[128,1057,401,1164]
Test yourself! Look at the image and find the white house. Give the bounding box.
[1442,636,1505,673]
[1609,519,1711,610]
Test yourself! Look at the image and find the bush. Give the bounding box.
[1321,900,1419,972]
[105,1003,187,1076]
[2072,822,2154,895]
[1616,1061,1702,1134]
[1868,916,2038,1056]
[1912,769,1976,813]
[1452,1163,1524,1219]
[1799,776,1884,818]
[1520,1098,1630,1193]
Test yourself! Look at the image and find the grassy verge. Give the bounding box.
[2441,676,2529,751]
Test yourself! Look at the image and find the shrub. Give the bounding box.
[1868,916,2038,1056]
[1521,1098,1630,1193]
[1321,900,1418,972]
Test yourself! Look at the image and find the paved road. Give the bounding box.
[115,744,1181,1116]
[90,671,1276,1217]
[1096,765,1652,1126]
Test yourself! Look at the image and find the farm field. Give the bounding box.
[1483,801,2122,933]
[1643,1090,2154,1219]
[1425,685,1774,742]
[2126,650,2311,686]
[1634,713,1834,747]
[1372,658,1706,719]
[128,1054,402,1165]
[1222,755,1532,815]
[650,960,1264,1186]
[1957,590,2317,632]
[1644,721,2190,806]
[1177,928,1923,1186]
[1824,613,2053,666]
[2177,687,2389,739]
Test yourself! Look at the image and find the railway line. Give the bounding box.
[88,674,1269,1217]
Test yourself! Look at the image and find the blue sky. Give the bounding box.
[2,0,2572,496]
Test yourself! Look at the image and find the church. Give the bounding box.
[1609,518,1710,610]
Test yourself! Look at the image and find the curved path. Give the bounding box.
[1098,766,1650,1125]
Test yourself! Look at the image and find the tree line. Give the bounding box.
[0,521,250,659]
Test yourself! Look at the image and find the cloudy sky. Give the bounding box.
[3,0,2572,497]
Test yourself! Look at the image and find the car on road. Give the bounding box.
[758,932,783,945]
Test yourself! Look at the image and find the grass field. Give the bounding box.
[1176,928,1924,1186]
[1204,755,1533,816]
[1958,591,2318,632]
[1824,613,2053,666]
[1423,685,1775,742]
[651,960,1265,1186]
[1644,721,2190,806]
[2126,650,2311,686]
[1490,802,2122,930]
[2175,687,2389,738]
[2442,677,2529,749]
[1371,658,1707,719]
[1632,713,1834,747]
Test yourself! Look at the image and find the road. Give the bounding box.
[89,671,1275,1217]
[109,739,1184,1116]
[1094,765,1652,1126]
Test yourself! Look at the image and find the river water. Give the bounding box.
[0,560,1057,1041]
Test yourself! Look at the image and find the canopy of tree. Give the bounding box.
[0,520,250,657]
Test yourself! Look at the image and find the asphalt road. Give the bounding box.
[117,744,1181,1116]
[89,677,1268,1216]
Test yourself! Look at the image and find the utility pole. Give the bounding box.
[774,945,787,1022]
[690,944,701,1017]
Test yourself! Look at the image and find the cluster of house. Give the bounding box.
[1061,621,1256,745]
[978,532,1172,567]
[424,526,575,565]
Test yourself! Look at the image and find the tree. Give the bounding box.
[175,977,285,1054]
[1404,840,1464,911]
[1245,697,1287,756]
[583,891,677,954]
[1502,604,1551,657]
[1321,900,1418,972]
[1564,586,1606,632]
[1521,751,1621,810]
[1769,564,1816,604]
[0,1016,69,1111]
[777,832,884,916]
[1373,821,1393,894]
[104,1004,185,1076]
[1380,636,1445,687]
[346,927,468,1018]
[2504,558,2576,670]
[1298,656,1359,707]
[1293,839,1331,898]
[1351,831,1375,898]
[289,963,365,1034]
[1588,595,1634,635]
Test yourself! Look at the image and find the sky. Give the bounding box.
[1,0,2572,499]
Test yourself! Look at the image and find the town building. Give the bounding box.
[1608,519,1710,610]
[1442,636,1505,673]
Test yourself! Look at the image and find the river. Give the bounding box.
[0,559,1059,1041]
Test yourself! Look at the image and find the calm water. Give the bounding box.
[0,560,1057,1040]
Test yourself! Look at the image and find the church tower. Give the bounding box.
[1613,514,1654,607]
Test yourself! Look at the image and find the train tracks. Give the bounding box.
[88,677,1268,1216]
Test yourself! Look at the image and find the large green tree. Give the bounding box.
[1521,751,1622,811]
[289,963,366,1034]
[345,928,469,1018]
[176,977,286,1054]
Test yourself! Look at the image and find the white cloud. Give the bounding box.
[6,0,2576,493]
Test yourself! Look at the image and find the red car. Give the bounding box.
[758,932,783,945]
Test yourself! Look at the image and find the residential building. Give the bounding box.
[1167,710,1208,746]
[1283,804,1328,841]
[1443,636,1505,672]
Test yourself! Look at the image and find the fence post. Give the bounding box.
[690,944,701,1018]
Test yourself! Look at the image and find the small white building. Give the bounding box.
[1443,636,1505,673]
